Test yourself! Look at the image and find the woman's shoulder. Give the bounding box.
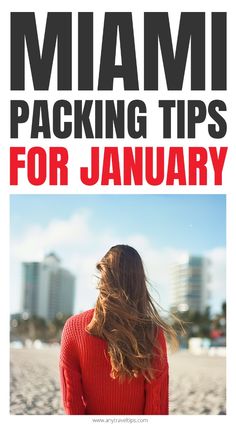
[71,308,95,322]
[63,309,95,335]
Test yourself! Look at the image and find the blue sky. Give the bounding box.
[10,195,226,314]
[11,194,225,252]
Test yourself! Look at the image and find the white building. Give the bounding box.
[22,253,75,320]
[171,255,210,314]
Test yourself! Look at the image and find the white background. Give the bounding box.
[0,0,236,422]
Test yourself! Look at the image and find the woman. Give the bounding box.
[59,245,177,415]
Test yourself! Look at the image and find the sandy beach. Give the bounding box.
[10,347,226,415]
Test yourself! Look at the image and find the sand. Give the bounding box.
[10,347,226,415]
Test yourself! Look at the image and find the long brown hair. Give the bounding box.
[86,245,177,381]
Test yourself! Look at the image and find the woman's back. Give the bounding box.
[59,308,169,415]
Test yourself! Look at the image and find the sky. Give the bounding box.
[10,194,226,315]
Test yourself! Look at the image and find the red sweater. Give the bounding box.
[59,309,169,415]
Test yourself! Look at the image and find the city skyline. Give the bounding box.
[10,195,226,315]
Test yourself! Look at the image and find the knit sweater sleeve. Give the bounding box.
[144,328,169,415]
[59,317,86,415]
